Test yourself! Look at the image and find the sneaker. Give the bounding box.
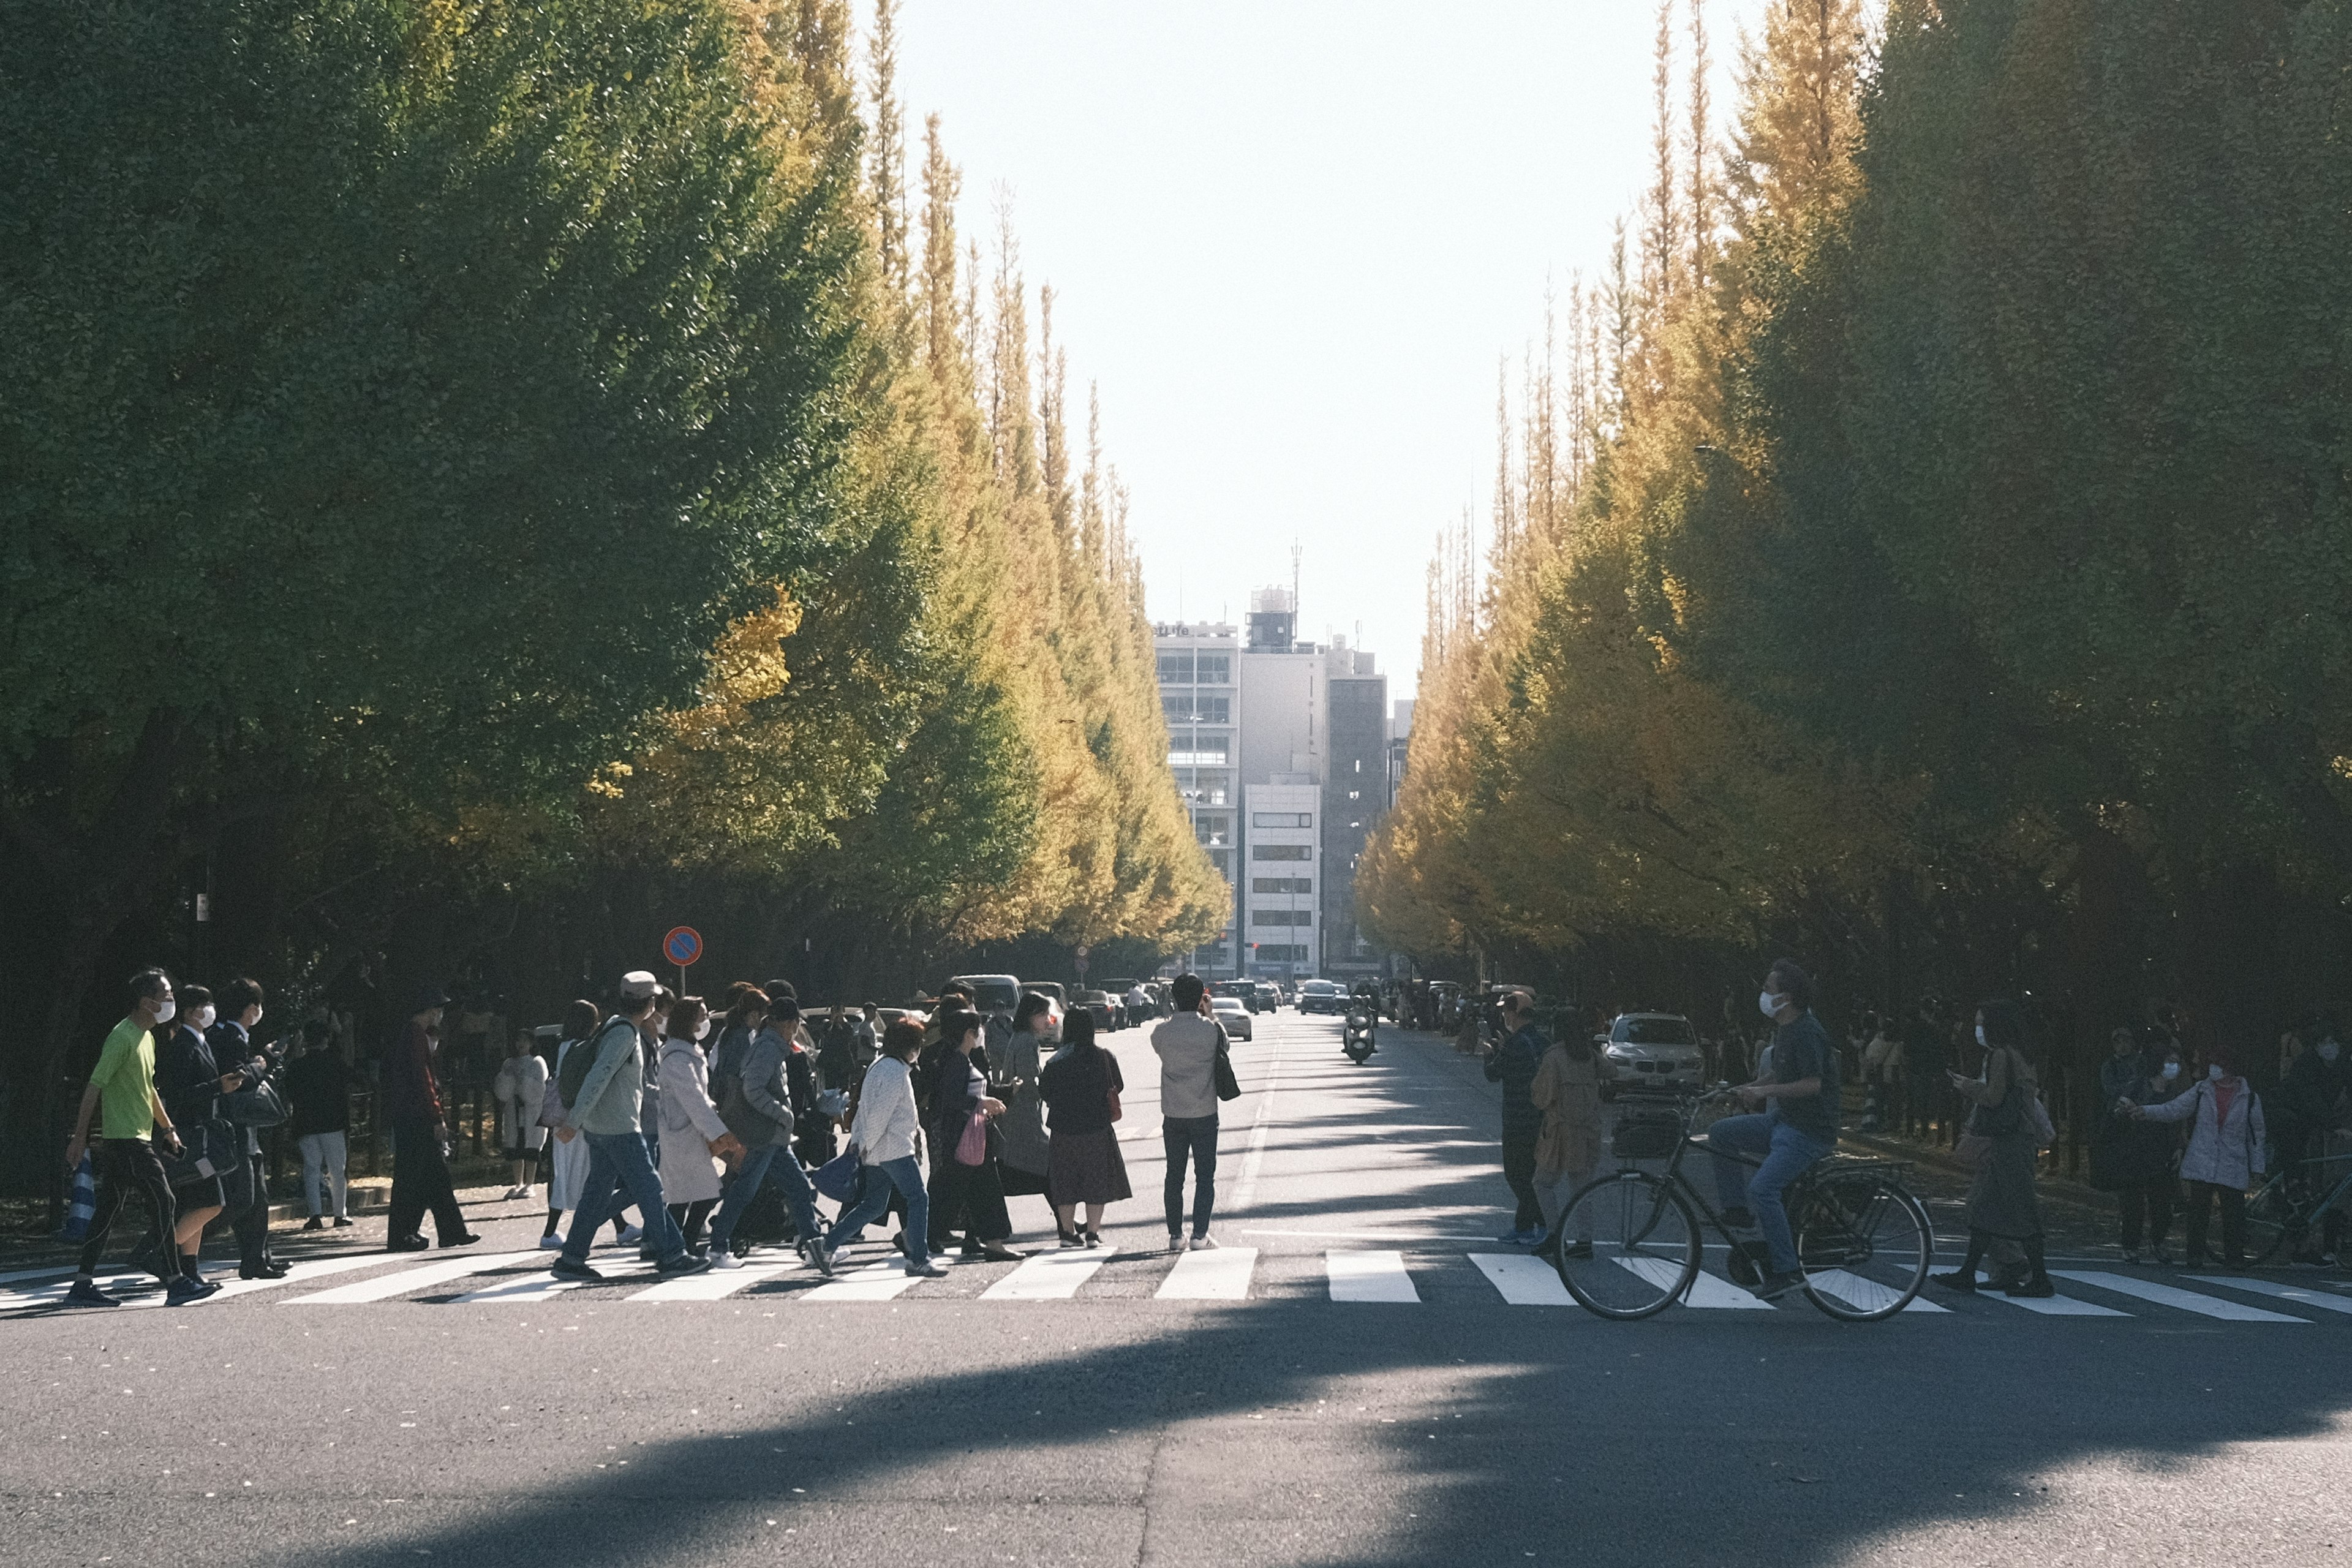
[806,1239,835,1278]
[1190,1235,1219,1251]
[333,1216,355,1228]
[1084,1230,1102,1250]
[386,1234,431,1253]
[616,1222,645,1245]
[1058,1231,1082,1250]
[549,1257,603,1283]
[64,1280,120,1308]
[981,1240,1025,1262]
[535,1233,565,1250]
[1929,1270,1978,1292]
[501,1186,528,1200]
[2005,1275,2057,1298]
[656,1252,714,1277]
[1168,1232,1186,1254]
[303,1216,326,1232]
[904,1259,949,1279]
[1752,1269,1805,1301]
[517,1184,536,1200]
[710,1249,744,1271]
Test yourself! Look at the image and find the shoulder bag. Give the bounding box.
[163,1117,243,1187]
[812,1145,865,1203]
[954,1111,989,1167]
[1213,1025,1242,1102]
[219,1078,289,1128]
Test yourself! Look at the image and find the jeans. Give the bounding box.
[388,1117,469,1244]
[823,1156,930,1267]
[299,1131,349,1218]
[1708,1114,1831,1276]
[707,1143,823,1254]
[1501,1129,1542,1232]
[562,1131,687,1264]
[1163,1114,1219,1238]
[78,1138,184,1284]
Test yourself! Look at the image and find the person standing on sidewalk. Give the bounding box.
[552,972,709,1281]
[61,970,212,1307]
[2102,1039,2186,1264]
[1151,973,1226,1253]
[284,1023,353,1230]
[1529,1019,1612,1261]
[382,987,478,1253]
[822,1020,946,1278]
[1483,989,1548,1246]
[1041,1010,1131,1249]
[494,1028,550,1202]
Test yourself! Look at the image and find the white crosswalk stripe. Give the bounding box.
[1806,1269,1950,1314]
[1326,1249,1418,1302]
[1156,1246,1257,1300]
[630,1263,797,1301]
[2051,1270,2309,1323]
[284,1251,536,1305]
[982,1250,1108,1300]
[1613,1254,1775,1308]
[2189,1275,2352,1316]
[1981,1284,2130,1316]
[1469,1252,1573,1306]
[800,1259,930,1302]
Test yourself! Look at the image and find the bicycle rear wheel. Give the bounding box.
[2242,1180,2300,1265]
[1793,1174,1932,1322]
[1556,1171,1700,1321]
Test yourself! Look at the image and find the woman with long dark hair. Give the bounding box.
[1933,999,2054,1297]
[1039,1010,1130,1248]
[921,1009,1022,1261]
[1529,1011,1613,1261]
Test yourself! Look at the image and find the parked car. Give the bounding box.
[1210,995,1255,1042]
[1297,979,1347,1015]
[1253,981,1281,1012]
[948,974,1023,1017]
[1074,989,1120,1033]
[1597,1012,1705,1099]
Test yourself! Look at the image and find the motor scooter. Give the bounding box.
[1343,1006,1376,1063]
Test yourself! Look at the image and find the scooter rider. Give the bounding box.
[1344,982,1380,1057]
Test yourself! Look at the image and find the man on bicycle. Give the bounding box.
[1707,959,1841,1300]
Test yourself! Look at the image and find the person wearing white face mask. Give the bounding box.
[1934,999,2056,1296]
[1705,959,1842,1300]
[655,997,744,1254]
[2096,1032,2187,1265]
[61,970,209,1307]
[2127,1041,2266,1268]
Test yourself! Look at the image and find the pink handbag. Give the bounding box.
[954,1110,989,1167]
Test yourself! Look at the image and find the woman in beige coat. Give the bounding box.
[1530,1032,1613,1259]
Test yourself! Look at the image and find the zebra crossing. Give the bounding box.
[11,1242,2352,1324]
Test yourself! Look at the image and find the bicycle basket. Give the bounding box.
[1611,1109,1683,1161]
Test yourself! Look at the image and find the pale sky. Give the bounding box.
[896,1,1774,698]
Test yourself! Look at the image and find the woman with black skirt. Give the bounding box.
[1040,1009,1131,1248]
[921,1009,1023,1262]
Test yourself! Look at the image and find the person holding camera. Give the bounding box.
[206,977,286,1280]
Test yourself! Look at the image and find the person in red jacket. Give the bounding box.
[383,986,479,1252]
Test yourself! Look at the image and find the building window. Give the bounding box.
[1252,944,1310,963]
[1251,877,1312,895]
[1251,844,1312,861]
[1169,745,1229,767]
[1194,813,1231,848]
[1252,909,1314,927]
[1252,812,1311,828]
[1196,653,1231,685]
[1157,650,1194,683]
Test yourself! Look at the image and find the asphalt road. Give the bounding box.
[10,1011,2352,1567]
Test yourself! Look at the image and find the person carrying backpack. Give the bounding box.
[549,972,709,1282]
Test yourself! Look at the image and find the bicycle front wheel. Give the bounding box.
[1793,1174,1932,1322]
[1556,1171,1700,1321]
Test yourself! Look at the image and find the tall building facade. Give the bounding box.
[1153,587,1389,982]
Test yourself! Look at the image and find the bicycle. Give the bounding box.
[2239,1144,2352,1265]
[1553,1086,1935,1322]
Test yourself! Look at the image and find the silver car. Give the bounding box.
[1599,1012,1704,1099]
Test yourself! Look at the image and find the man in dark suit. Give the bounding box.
[208,977,286,1278]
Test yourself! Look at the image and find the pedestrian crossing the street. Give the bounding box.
[13,1240,2352,1327]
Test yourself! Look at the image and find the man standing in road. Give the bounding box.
[1707,959,1841,1300]
[1483,989,1548,1247]
[208,978,285,1279]
[61,970,209,1306]
[1152,973,1226,1253]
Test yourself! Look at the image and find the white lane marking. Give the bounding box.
[1980,1284,2129,1317]
[1,1272,162,1310]
[448,1262,661,1304]
[1238,1228,1498,1243]
[1614,1255,1776,1309]
[282,1251,535,1304]
[1229,1031,1285,1215]
[1804,1269,1949,1314]
[1469,1252,1574,1306]
[1327,1250,1419,1303]
[2052,1271,2309,1323]
[1156,1246,1257,1300]
[981,1250,1110,1300]
[628,1264,796,1302]
[0,1263,92,1287]
[801,1260,930,1303]
[2190,1275,2352,1316]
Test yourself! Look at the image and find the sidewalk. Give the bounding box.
[2,1182,546,1275]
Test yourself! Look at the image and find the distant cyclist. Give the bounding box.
[1706,959,1840,1300]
